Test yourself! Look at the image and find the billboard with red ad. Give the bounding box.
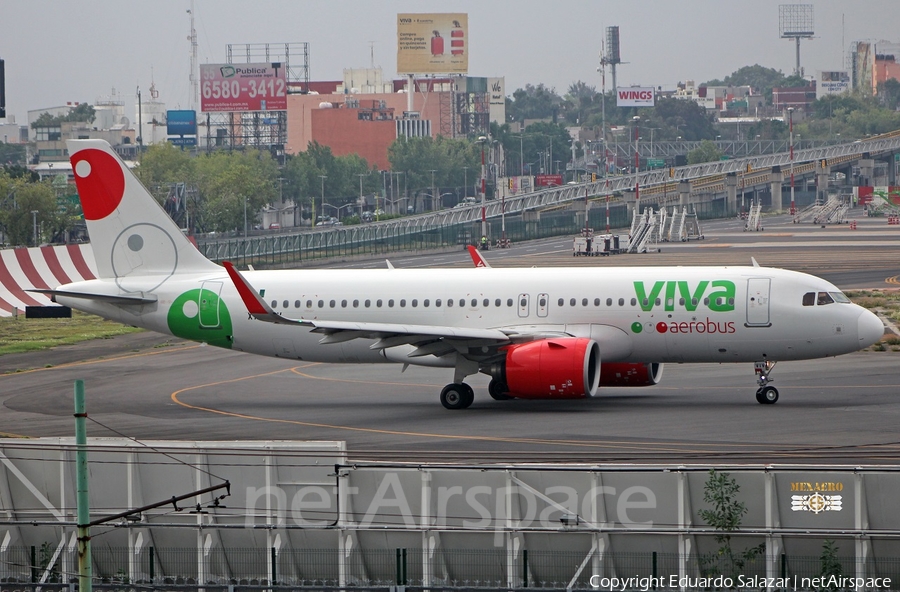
[535,174,563,187]
[200,62,287,113]
[616,86,656,107]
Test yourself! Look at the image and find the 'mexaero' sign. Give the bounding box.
[617,86,655,107]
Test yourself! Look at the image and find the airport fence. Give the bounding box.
[4,546,899,589]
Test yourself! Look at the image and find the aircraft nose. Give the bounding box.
[858,310,885,348]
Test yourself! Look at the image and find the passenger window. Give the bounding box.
[424,299,429,307]
[341,299,347,308]
[679,298,685,306]
[728,298,734,306]
[294,300,301,308]
[436,299,442,307]
[411,299,417,307]
[507,298,514,307]
[703,298,709,305]
[692,298,699,306]
[642,298,649,307]
[330,300,336,308]
[520,297,527,307]
[618,298,625,306]
[483,298,489,307]
[558,298,564,306]
[655,298,661,306]
[667,298,674,307]
[495,298,501,307]
[364,299,371,307]
[306,300,312,309]
[582,298,588,306]
[570,298,576,306]
[282,300,289,309]
[271,300,278,308]
[353,299,359,308]
[400,299,406,307]
[606,298,612,306]
[388,299,395,307]
[594,298,600,306]
[817,292,834,305]
[376,299,383,307]
[630,298,637,306]
[317,300,324,308]
[470,298,477,307]
[539,297,547,306]
[459,299,465,307]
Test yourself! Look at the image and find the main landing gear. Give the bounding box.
[754,360,779,404]
[440,383,475,410]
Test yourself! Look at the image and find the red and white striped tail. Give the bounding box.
[0,244,98,317]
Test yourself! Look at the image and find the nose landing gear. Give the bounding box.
[754,360,779,404]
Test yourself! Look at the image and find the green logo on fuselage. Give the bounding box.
[166,288,233,348]
[633,280,736,312]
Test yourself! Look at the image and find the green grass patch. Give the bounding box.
[0,311,142,356]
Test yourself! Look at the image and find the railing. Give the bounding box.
[6,546,899,589]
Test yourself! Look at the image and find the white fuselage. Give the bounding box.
[57,264,876,366]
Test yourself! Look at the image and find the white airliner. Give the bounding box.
[39,140,884,409]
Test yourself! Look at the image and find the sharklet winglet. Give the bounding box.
[467,245,491,268]
[223,261,307,325]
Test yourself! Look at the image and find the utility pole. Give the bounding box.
[31,210,38,247]
[74,380,92,592]
[788,107,796,217]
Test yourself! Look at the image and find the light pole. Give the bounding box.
[429,169,437,211]
[243,196,248,237]
[462,166,469,198]
[478,136,487,246]
[632,115,641,206]
[788,107,795,216]
[31,210,38,247]
[318,175,327,223]
[357,173,367,217]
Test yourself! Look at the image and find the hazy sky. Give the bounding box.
[1,0,898,124]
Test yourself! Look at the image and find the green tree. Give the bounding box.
[704,64,806,103]
[0,172,57,246]
[134,142,196,204]
[0,143,27,167]
[193,150,278,232]
[687,140,723,164]
[698,469,765,580]
[507,83,563,124]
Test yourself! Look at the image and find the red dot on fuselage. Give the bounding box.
[71,149,125,220]
[656,322,668,333]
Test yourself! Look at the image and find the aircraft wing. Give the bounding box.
[223,261,511,355]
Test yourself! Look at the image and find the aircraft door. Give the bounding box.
[537,293,549,317]
[746,278,771,326]
[199,281,223,328]
[517,293,530,318]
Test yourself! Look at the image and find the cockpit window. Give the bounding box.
[830,292,851,303]
[802,292,815,306]
[817,292,835,306]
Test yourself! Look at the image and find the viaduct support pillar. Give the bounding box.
[859,158,875,187]
[816,163,830,205]
[677,181,691,209]
[770,166,784,211]
[725,173,738,216]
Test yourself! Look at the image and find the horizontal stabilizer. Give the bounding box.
[28,289,158,305]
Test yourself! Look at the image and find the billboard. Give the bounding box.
[166,110,197,136]
[617,86,655,107]
[200,62,287,113]
[397,13,468,75]
[816,71,850,99]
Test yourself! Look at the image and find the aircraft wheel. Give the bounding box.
[756,386,779,404]
[441,383,474,410]
[488,378,511,401]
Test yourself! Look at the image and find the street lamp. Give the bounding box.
[318,175,327,223]
[31,210,38,247]
[429,169,437,211]
[462,166,469,198]
[788,107,795,216]
[632,116,641,205]
[477,136,488,246]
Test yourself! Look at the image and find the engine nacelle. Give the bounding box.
[599,362,664,387]
[502,338,600,399]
